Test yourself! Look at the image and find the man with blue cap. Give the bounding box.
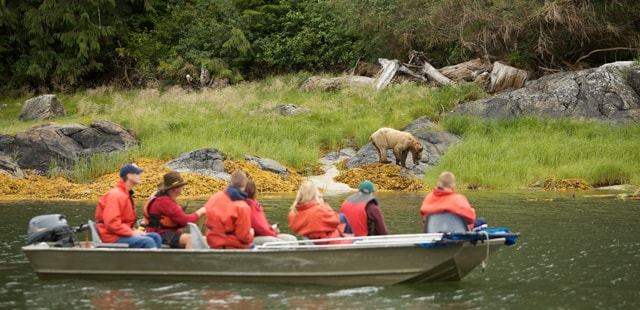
[95,163,162,248]
[339,180,389,236]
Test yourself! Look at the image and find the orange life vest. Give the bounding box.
[143,194,179,229]
[340,193,377,236]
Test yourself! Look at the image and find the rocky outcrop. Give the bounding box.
[450,61,640,124]
[165,148,229,180]
[0,153,26,178]
[346,116,462,176]
[245,155,289,177]
[0,120,139,174]
[19,94,66,121]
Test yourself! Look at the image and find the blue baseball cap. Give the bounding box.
[119,163,144,178]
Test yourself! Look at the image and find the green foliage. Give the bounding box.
[507,50,536,69]
[254,1,367,71]
[435,116,640,188]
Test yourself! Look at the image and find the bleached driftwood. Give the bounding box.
[421,61,451,86]
[490,61,531,92]
[404,50,451,86]
[376,58,400,90]
[439,58,493,81]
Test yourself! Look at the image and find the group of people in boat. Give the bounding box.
[94,163,483,249]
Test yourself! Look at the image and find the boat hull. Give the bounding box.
[22,237,507,286]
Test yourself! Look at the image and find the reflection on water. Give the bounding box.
[1,190,639,309]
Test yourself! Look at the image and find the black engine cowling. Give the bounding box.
[27,214,77,246]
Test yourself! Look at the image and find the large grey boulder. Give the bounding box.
[165,148,229,180]
[245,155,289,177]
[346,116,462,176]
[450,61,640,124]
[19,94,66,121]
[0,120,139,174]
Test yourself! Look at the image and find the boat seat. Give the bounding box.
[187,223,210,249]
[424,212,469,233]
[87,220,129,248]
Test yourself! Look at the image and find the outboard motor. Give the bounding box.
[27,214,78,246]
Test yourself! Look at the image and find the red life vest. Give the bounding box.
[340,193,377,236]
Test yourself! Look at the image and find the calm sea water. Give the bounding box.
[1,190,639,309]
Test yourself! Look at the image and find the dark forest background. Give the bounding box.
[1,0,639,94]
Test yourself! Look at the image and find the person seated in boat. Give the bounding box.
[339,180,389,237]
[420,171,479,231]
[204,171,254,249]
[288,181,353,245]
[143,172,207,249]
[95,163,162,248]
[245,181,298,245]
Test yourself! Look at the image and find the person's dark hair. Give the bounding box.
[245,181,257,199]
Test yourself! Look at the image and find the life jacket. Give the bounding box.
[420,187,476,230]
[340,193,378,236]
[143,192,180,229]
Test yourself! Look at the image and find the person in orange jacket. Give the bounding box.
[420,171,477,231]
[204,171,254,249]
[288,180,352,245]
[95,163,162,248]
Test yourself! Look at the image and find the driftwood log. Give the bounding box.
[490,61,531,92]
[439,58,493,82]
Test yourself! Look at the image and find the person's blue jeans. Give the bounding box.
[116,232,162,248]
[339,213,354,234]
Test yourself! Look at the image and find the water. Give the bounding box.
[1,190,639,309]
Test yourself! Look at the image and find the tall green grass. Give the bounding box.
[431,116,640,188]
[2,74,639,188]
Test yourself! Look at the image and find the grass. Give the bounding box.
[1,73,639,188]
[433,116,640,188]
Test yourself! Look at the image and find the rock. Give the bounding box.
[245,155,289,177]
[19,94,66,121]
[277,104,309,116]
[0,120,139,174]
[0,153,27,178]
[165,148,227,177]
[450,61,640,124]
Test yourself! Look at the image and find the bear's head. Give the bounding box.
[411,141,424,165]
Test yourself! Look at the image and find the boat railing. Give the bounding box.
[254,233,447,250]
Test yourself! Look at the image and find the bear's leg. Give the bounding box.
[392,148,404,167]
[373,142,390,164]
[399,149,410,168]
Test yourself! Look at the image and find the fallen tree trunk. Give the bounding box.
[421,61,451,86]
[490,61,531,92]
[439,58,492,81]
[376,58,400,90]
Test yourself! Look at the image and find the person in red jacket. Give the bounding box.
[95,163,162,248]
[340,180,388,236]
[420,171,477,231]
[144,172,207,249]
[288,181,352,245]
[204,171,254,249]
[246,181,297,245]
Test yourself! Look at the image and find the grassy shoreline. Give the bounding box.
[1,73,640,190]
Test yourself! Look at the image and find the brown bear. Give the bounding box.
[370,127,424,168]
